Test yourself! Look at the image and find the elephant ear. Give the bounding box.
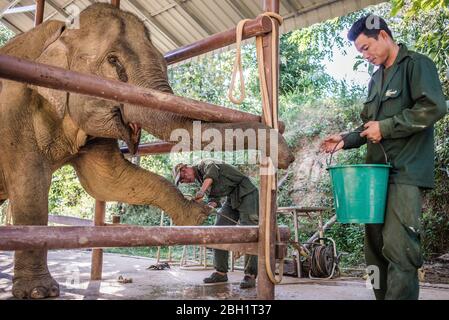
[33,25,71,119]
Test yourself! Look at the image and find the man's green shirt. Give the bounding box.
[193,159,257,208]
[344,44,447,188]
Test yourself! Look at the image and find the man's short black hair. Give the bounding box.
[347,14,394,42]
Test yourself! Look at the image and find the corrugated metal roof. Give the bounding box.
[0,0,385,60]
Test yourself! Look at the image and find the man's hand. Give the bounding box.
[207,202,218,208]
[194,190,205,202]
[194,178,214,203]
[321,134,344,153]
[360,121,382,143]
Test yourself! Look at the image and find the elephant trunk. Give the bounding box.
[122,101,294,169]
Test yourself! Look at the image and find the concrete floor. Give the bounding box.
[1,250,449,300]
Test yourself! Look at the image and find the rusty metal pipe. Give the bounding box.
[0,226,290,251]
[34,0,45,27]
[0,54,284,131]
[120,141,174,155]
[164,15,272,65]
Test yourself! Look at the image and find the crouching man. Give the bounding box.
[173,159,259,289]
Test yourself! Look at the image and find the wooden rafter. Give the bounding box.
[0,16,22,33]
[227,0,255,18]
[127,0,183,47]
[173,0,213,36]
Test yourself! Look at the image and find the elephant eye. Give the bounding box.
[108,56,118,64]
[107,55,128,83]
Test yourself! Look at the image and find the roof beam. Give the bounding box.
[43,0,82,22]
[282,0,299,12]
[173,0,213,36]
[0,17,22,33]
[5,0,70,23]
[283,0,341,20]
[127,0,183,47]
[227,0,255,18]
[22,11,36,24]
[45,0,69,18]
[0,0,21,19]
[151,3,176,16]
[3,4,36,15]
[225,0,245,19]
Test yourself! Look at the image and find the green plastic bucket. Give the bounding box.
[328,164,391,223]
[327,134,391,224]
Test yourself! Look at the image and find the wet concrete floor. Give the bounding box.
[1,250,449,300]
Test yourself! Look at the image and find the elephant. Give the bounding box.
[0,3,294,299]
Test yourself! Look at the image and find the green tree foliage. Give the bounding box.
[0,22,14,46]
[48,165,93,218]
[391,0,449,16]
[280,16,357,97]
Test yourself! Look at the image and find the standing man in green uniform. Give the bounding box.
[173,159,259,289]
[322,15,447,300]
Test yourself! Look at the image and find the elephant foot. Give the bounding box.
[172,201,213,226]
[12,273,60,299]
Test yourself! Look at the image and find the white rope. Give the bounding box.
[229,12,285,284]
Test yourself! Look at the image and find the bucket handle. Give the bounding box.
[326,131,389,166]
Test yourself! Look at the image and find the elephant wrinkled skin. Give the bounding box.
[0,4,294,299]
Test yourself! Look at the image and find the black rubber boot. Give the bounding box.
[203,272,228,284]
[239,275,256,289]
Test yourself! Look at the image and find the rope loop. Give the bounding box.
[229,12,284,285]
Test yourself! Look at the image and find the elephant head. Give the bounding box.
[27,4,172,155]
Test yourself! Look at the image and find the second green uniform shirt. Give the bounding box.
[344,44,447,188]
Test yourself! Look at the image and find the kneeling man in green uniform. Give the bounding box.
[173,159,259,289]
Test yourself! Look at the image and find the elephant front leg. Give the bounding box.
[71,139,212,226]
[4,160,59,299]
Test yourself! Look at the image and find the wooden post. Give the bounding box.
[156,212,164,263]
[293,210,301,278]
[111,0,120,8]
[203,246,207,268]
[91,200,105,280]
[34,0,45,27]
[167,218,172,262]
[257,0,280,300]
[318,212,324,245]
[181,245,187,266]
[112,215,121,224]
